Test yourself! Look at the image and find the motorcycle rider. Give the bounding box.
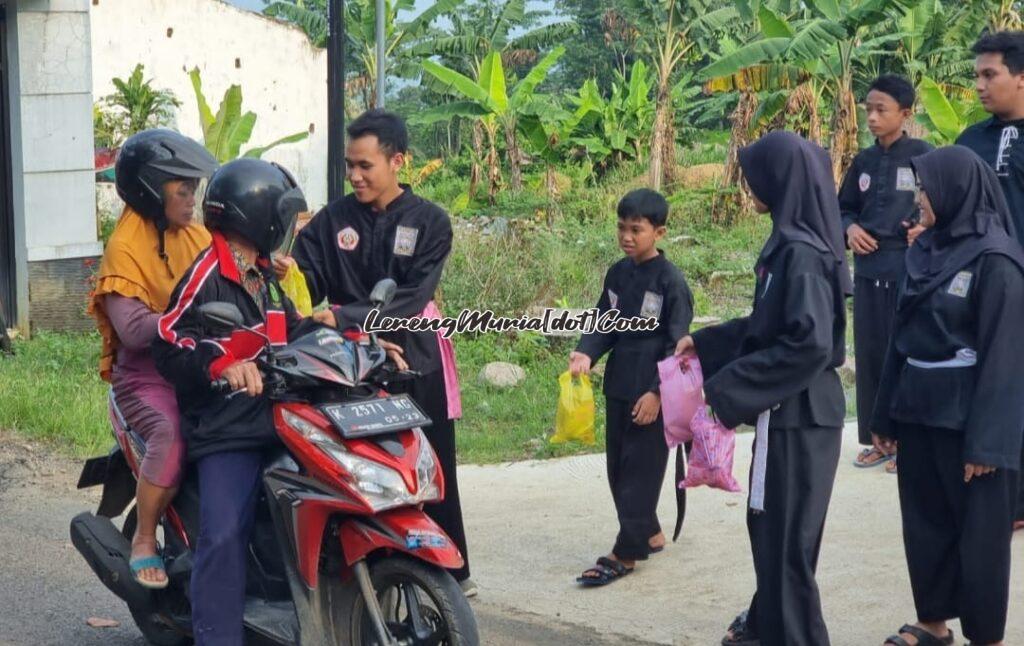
[152,158,403,645]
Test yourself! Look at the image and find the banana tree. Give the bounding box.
[620,0,738,190]
[418,46,565,200]
[704,0,922,181]
[189,68,309,163]
[916,76,988,145]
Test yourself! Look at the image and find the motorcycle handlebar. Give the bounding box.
[210,378,232,393]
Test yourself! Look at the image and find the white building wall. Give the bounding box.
[89,0,330,209]
[12,0,99,262]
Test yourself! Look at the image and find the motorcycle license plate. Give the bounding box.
[321,394,432,438]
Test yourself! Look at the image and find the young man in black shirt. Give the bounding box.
[956,31,1024,531]
[838,75,932,474]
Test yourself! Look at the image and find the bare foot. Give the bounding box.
[1014,520,1024,532]
[884,622,950,645]
[605,553,636,569]
[649,532,666,550]
[130,534,167,586]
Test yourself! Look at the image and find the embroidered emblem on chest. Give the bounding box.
[394,226,419,257]
[948,271,973,298]
[896,167,916,191]
[859,172,871,192]
[607,289,618,310]
[337,226,359,251]
[640,291,663,319]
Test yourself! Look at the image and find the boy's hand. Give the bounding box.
[272,254,296,281]
[847,224,878,255]
[632,392,661,426]
[222,361,263,397]
[379,339,409,372]
[964,463,997,483]
[312,309,337,327]
[568,351,591,377]
[674,335,695,358]
[872,432,897,455]
[903,221,927,246]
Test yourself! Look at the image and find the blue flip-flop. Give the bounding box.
[130,555,169,590]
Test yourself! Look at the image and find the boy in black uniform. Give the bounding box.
[275,110,476,591]
[571,189,693,586]
[838,75,933,472]
[956,31,1024,530]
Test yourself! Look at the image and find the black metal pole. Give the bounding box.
[327,0,346,203]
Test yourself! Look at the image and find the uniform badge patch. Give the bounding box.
[948,271,973,298]
[394,226,419,257]
[607,289,618,309]
[859,172,871,192]
[896,167,916,191]
[337,226,359,251]
[640,291,663,319]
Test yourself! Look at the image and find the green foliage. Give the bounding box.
[916,76,988,145]
[188,67,309,163]
[94,64,180,148]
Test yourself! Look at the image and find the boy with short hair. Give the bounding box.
[838,74,932,473]
[570,188,693,586]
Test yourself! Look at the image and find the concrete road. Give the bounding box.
[1,424,1021,645]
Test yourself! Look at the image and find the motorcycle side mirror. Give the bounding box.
[197,302,246,337]
[369,279,397,308]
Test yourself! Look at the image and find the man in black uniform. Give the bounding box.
[838,75,933,473]
[956,31,1024,530]
[275,110,475,592]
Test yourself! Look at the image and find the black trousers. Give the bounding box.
[1017,444,1024,521]
[390,373,471,582]
[605,397,669,561]
[744,426,841,646]
[853,276,900,445]
[896,424,1018,645]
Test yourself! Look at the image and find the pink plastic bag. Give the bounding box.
[681,407,742,493]
[658,354,704,448]
[421,301,462,420]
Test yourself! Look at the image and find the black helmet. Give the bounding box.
[203,159,308,256]
[115,129,218,224]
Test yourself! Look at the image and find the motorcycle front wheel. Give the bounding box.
[336,556,478,646]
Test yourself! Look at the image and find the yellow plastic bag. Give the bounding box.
[551,371,596,445]
[280,263,313,317]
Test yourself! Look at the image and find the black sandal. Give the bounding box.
[576,556,633,587]
[884,624,955,646]
[721,610,759,645]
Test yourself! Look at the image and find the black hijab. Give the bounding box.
[899,145,1024,314]
[738,131,853,295]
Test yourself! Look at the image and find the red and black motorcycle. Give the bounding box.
[71,280,478,645]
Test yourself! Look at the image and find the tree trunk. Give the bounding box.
[484,124,502,205]
[469,122,483,199]
[503,119,523,192]
[830,80,859,184]
[545,163,559,229]
[713,91,758,224]
[649,89,668,190]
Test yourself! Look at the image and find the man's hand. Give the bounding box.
[272,254,296,281]
[221,361,263,397]
[632,392,661,426]
[903,222,927,247]
[311,309,337,327]
[847,224,878,255]
[873,433,897,456]
[674,335,695,358]
[964,463,997,483]
[379,339,409,372]
[568,351,592,377]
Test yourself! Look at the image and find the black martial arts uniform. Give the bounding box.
[692,132,850,646]
[290,186,472,581]
[957,118,1024,522]
[576,250,693,561]
[838,134,933,445]
[871,146,1024,645]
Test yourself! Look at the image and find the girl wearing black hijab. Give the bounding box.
[675,131,850,646]
[872,146,1024,646]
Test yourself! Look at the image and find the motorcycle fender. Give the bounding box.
[339,508,464,570]
[77,447,135,518]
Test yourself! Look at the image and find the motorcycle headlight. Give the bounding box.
[281,409,438,512]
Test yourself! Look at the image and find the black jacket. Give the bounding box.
[576,252,693,403]
[692,242,847,431]
[871,253,1024,468]
[153,232,316,461]
[838,135,934,280]
[957,118,1024,241]
[291,187,452,375]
